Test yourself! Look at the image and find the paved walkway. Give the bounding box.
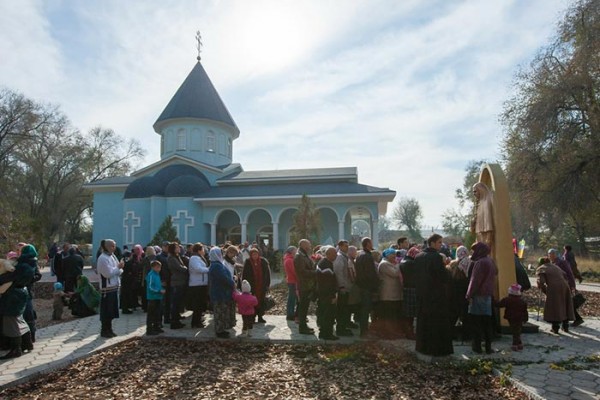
[1,312,599,399]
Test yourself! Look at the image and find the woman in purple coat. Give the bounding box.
[466,242,498,354]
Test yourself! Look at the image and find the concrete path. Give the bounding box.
[1,311,599,399]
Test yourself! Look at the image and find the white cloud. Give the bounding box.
[0,0,569,227]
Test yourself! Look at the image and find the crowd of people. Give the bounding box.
[0,234,585,360]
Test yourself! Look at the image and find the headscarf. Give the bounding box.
[75,275,100,309]
[19,244,38,260]
[456,245,470,274]
[209,247,224,263]
[455,246,468,260]
[406,246,421,260]
[133,244,144,260]
[382,248,396,259]
[470,242,490,261]
[547,248,559,257]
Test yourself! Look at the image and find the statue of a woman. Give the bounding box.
[471,182,494,250]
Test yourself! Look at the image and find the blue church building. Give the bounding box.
[85,60,396,251]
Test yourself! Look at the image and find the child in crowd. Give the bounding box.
[52,282,68,320]
[146,260,166,335]
[233,280,258,337]
[497,283,528,351]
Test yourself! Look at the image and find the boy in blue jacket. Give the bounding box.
[146,261,166,335]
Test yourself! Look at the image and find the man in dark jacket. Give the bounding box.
[294,239,316,335]
[354,237,378,338]
[317,247,339,340]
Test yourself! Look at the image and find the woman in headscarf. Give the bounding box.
[447,245,471,340]
[71,275,101,317]
[208,247,235,338]
[187,243,209,328]
[399,246,420,339]
[242,248,271,324]
[465,242,498,354]
[536,257,575,334]
[377,248,403,339]
[0,244,36,359]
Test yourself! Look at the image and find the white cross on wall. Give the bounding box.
[123,211,141,245]
[173,210,194,243]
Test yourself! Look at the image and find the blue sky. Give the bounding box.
[0,0,569,228]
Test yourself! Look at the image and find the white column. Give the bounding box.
[272,222,279,251]
[372,219,379,248]
[338,220,345,241]
[241,222,247,244]
[210,223,217,246]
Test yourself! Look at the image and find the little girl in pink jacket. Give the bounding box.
[233,280,259,336]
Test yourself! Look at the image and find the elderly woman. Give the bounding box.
[378,248,403,339]
[0,244,36,359]
[223,245,240,329]
[188,243,209,328]
[536,257,575,334]
[447,245,470,339]
[242,248,271,324]
[466,242,497,354]
[121,244,145,314]
[208,247,235,338]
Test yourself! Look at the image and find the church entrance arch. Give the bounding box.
[317,207,339,246]
[215,209,241,245]
[345,206,373,247]
[278,208,298,248]
[246,209,273,253]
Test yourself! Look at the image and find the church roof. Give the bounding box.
[154,62,238,133]
[217,167,357,184]
[194,182,395,200]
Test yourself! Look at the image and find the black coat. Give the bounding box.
[355,250,378,292]
[242,257,271,300]
[316,258,337,300]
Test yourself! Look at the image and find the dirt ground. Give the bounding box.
[0,339,525,400]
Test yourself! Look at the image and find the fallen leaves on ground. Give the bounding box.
[1,339,525,400]
[522,286,600,317]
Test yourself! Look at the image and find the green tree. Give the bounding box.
[0,88,145,246]
[392,197,423,241]
[149,215,179,245]
[290,194,321,245]
[501,0,600,254]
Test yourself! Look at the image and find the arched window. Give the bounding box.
[227,138,232,158]
[176,129,186,150]
[219,133,226,155]
[206,131,216,152]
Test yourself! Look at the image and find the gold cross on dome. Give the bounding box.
[196,30,202,61]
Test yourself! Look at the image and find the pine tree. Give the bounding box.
[290,194,321,245]
[148,215,179,246]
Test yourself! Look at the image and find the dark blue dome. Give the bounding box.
[164,174,211,197]
[124,164,211,199]
[154,164,206,183]
[123,176,164,199]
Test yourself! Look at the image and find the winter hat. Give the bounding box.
[508,283,522,296]
[241,280,251,293]
[54,282,63,291]
[6,251,18,260]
